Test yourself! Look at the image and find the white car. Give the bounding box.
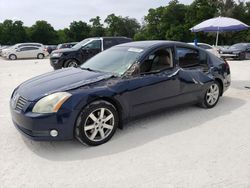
[188,42,220,57]
[2,43,48,60]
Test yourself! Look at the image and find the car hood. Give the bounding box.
[17,68,113,101]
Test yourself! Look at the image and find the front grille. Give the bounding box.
[15,96,28,111]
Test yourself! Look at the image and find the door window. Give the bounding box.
[83,40,101,50]
[140,48,173,73]
[19,47,39,51]
[177,47,199,68]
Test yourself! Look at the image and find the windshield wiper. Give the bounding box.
[81,67,97,72]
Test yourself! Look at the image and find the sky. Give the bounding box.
[0,0,192,29]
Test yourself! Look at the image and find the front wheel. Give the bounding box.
[75,100,119,146]
[9,54,17,60]
[64,59,79,68]
[200,81,221,108]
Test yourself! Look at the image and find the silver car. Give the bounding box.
[3,43,48,60]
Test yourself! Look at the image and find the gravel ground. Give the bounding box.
[0,57,250,188]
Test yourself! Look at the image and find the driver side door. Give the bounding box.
[125,46,181,117]
[81,40,102,62]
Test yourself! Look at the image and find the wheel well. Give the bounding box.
[215,78,223,96]
[97,97,123,129]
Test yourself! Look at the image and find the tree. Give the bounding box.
[89,16,105,37]
[29,20,58,44]
[66,21,91,42]
[105,14,140,38]
[0,20,28,44]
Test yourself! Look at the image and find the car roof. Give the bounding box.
[116,40,201,50]
[188,42,213,47]
[88,37,131,40]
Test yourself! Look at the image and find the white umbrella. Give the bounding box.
[190,16,249,46]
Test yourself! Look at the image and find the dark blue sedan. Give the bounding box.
[10,41,231,146]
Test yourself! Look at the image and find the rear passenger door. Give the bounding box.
[176,46,212,102]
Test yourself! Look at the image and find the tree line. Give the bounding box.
[0,0,249,46]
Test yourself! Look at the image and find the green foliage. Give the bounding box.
[89,16,106,37]
[105,14,140,38]
[29,21,58,44]
[0,20,28,45]
[66,21,91,42]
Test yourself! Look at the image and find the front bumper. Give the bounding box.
[50,58,64,70]
[10,104,78,141]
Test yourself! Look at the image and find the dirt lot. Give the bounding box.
[0,57,250,188]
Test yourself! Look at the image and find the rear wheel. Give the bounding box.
[9,54,17,60]
[64,59,79,68]
[200,81,221,108]
[37,53,44,59]
[75,100,119,146]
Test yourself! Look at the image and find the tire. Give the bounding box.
[9,54,17,60]
[75,100,119,146]
[64,59,79,68]
[37,53,44,59]
[200,81,221,108]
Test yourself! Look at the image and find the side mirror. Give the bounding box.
[16,49,20,52]
[124,63,140,77]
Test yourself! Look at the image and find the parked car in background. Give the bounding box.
[10,41,230,146]
[219,43,250,60]
[56,42,78,50]
[50,37,132,69]
[3,44,48,60]
[188,42,220,57]
[2,43,46,59]
[44,45,57,54]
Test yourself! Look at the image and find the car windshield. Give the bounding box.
[72,39,91,49]
[80,46,144,76]
[230,43,246,50]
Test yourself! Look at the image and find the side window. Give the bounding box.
[83,40,101,50]
[103,39,117,50]
[20,47,38,51]
[140,48,173,73]
[177,47,199,68]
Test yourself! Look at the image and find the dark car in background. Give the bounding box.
[219,43,250,60]
[10,41,230,146]
[56,42,78,50]
[50,37,132,69]
[44,45,57,54]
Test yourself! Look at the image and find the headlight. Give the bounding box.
[51,52,62,58]
[32,92,72,113]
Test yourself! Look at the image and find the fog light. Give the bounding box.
[50,130,58,137]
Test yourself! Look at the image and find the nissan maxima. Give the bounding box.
[10,41,231,146]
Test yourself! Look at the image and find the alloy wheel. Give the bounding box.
[68,61,78,67]
[206,83,220,106]
[84,108,115,142]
